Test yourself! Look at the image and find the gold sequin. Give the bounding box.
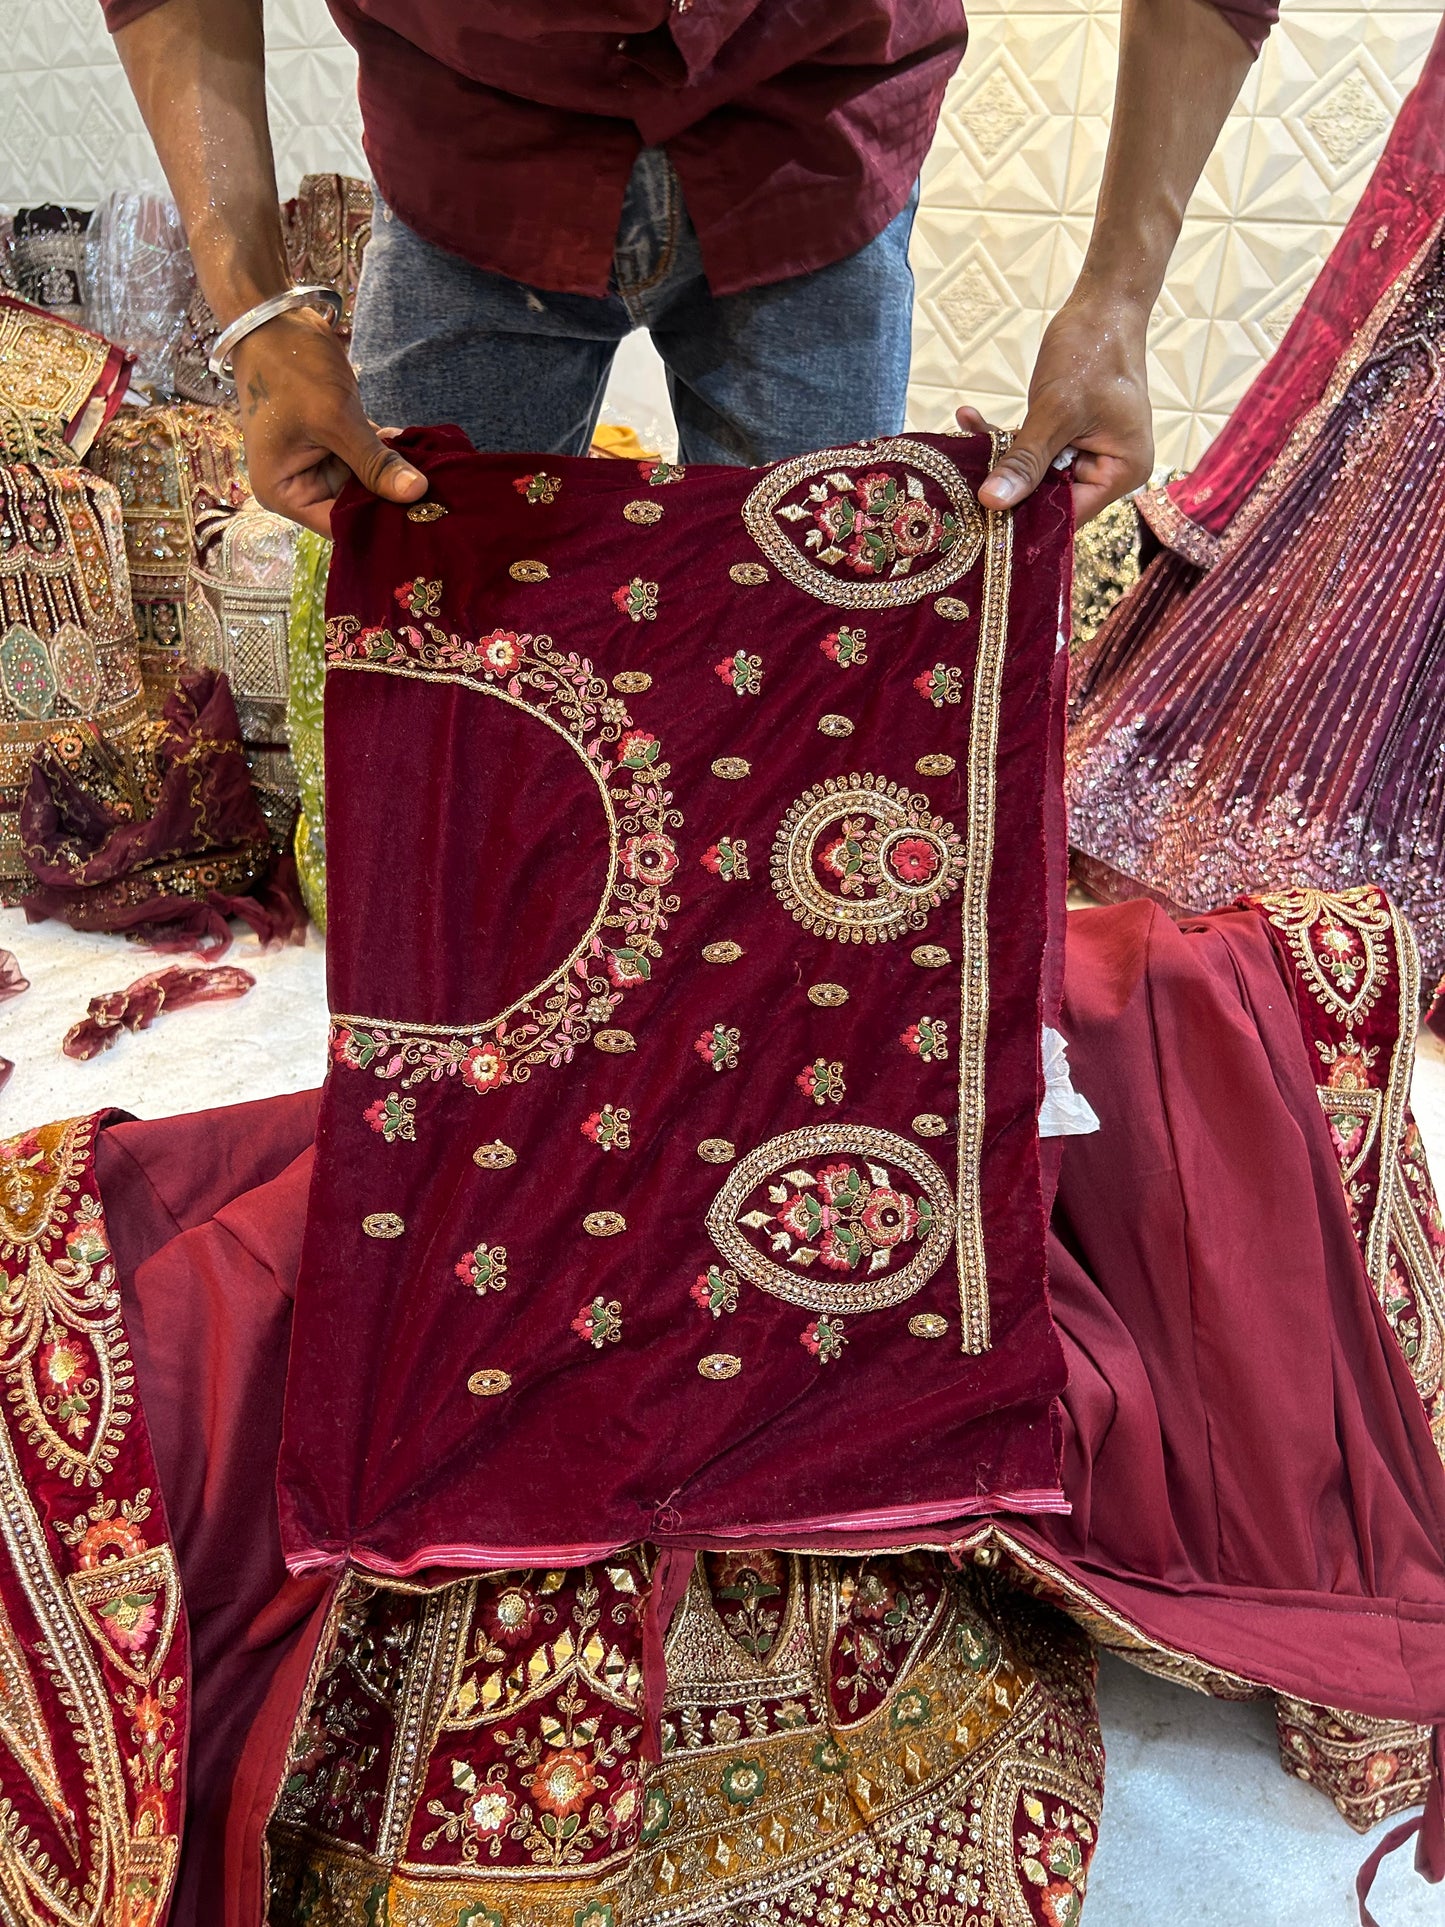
[623,499,663,526]
[711,757,751,780]
[807,983,849,1008]
[909,1312,949,1339]
[916,753,956,777]
[697,1139,736,1164]
[509,559,549,583]
[912,944,951,968]
[405,502,447,523]
[613,670,652,693]
[934,596,970,620]
[594,1029,636,1054]
[729,562,769,586]
[912,1113,949,1137]
[702,940,743,964]
[473,1140,517,1170]
[467,1368,512,1397]
[817,714,854,738]
[698,1353,742,1380]
[583,1211,626,1238]
[362,1212,405,1239]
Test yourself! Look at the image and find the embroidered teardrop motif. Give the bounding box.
[467,1368,512,1397]
[362,1213,405,1239]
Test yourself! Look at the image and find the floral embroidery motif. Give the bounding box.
[706,1126,955,1313]
[581,1106,631,1152]
[572,1297,623,1348]
[395,577,442,619]
[695,1023,741,1073]
[365,1092,417,1142]
[902,1015,949,1062]
[714,652,762,696]
[691,1265,739,1317]
[640,459,685,485]
[741,441,983,608]
[325,625,681,1095]
[772,775,966,944]
[821,627,868,667]
[513,473,561,505]
[915,663,963,707]
[796,1058,846,1106]
[701,837,749,881]
[612,578,658,623]
[1015,1790,1094,1927]
[456,1244,509,1296]
[801,1316,847,1363]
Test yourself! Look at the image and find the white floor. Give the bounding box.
[0,903,1441,1927]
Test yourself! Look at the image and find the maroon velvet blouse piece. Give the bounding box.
[276,426,1074,1580]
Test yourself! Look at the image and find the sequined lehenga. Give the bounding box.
[1066,18,1445,983]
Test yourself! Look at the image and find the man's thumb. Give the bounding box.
[336,423,427,503]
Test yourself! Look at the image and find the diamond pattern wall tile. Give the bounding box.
[0,0,1433,473]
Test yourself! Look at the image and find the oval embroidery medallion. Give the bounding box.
[909,1313,949,1339]
[912,1113,950,1137]
[362,1212,405,1239]
[473,1140,517,1169]
[740,440,983,608]
[728,562,769,586]
[772,775,966,943]
[705,1124,955,1314]
[807,982,849,1008]
[583,1211,627,1238]
[593,1029,636,1054]
[702,940,743,965]
[698,1353,742,1380]
[623,500,663,526]
[467,1368,512,1397]
[509,559,549,583]
[934,596,970,621]
[697,1139,736,1164]
[711,757,751,780]
[612,670,652,693]
[817,714,854,738]
[916,753,956,777]
[406,501,447,522]
[912,944,952,968]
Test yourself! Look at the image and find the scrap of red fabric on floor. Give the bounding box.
[62,962,255,1060]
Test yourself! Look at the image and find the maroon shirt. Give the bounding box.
[106,0,1276,300]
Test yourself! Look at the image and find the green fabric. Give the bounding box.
[286,527,330,930]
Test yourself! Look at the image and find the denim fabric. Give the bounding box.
[351,148,918,466]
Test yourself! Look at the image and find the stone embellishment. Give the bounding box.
[807,982,849,1008]
[740,440,984,608]
[934,596,970,620]
[362,1213,404,1240]
[613,669,652,693]
[456,1244,508,1295]
[697,1139,736,1164]
[711,757,751,780]
[405,501,447,522]
[817,714,854,738]
[702,940,743,964]
[705,1124,956,1313]
[772,774,966,944]
[473,1139,517,1169]
[912,1113,950,1137]
[912,944,952,968]
[916,753,956,777]
[573,1297,623,1347]
[594,1029,636,1055]
[909,1313,949,1339]
[728,562,769,586]
[698,1353,742,1380]
[623,500,663,526]
[582,1211,627,1238]
[508,559,549,583]
[467,1368,512,1397]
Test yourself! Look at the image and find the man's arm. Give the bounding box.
[962,0,1256,521]
[113,0,424,534]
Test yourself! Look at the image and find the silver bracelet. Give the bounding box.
[208,284,344,381]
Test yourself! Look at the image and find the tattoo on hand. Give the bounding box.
[246,371,271,418]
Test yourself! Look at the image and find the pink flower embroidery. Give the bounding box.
[461,1043,507,1093]
[620,832,678,885]
[889,837,941,884]
[616,729,660,769]
[479,629,523,673]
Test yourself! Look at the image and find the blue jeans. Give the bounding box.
[352,149,918,466]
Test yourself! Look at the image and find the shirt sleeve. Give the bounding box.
[1207,0,1278,57]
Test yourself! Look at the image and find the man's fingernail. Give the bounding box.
[985,474,1020,504]
[397,468,424,488]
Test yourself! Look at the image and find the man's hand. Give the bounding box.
[961,285,1154,524]
[232,308,426,537]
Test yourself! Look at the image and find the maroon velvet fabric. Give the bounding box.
[279,426,1073,1578]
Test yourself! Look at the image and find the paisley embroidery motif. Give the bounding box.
[705,1125,956,1313]
[771,775,966,943]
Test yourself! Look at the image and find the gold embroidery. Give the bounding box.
[908,1312,949,1338]
[771,775,966,944]
[594,1029,637,1054]
[508,559,549,583]
[916,753,956,776]
[729,562,769,585]
[711,756,751,780]
[807,983,849,1007]
[701,940,743,964]
[362,1213,405,1239]
[466,1369,512,1397]
[817,713,854,737]
[934,596,970,620]
[623,500,663,526]
[698,1353,742,1380]
[517,473,561,505]
[405,501,447,522]
[705,1125,956,1314]
[697,1139,736,1164]
[612,670,652,692]
[472,1140,517,1170]
[912,944,951,968]
[912,1112,949,1137]
[582,1212,626,1238]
